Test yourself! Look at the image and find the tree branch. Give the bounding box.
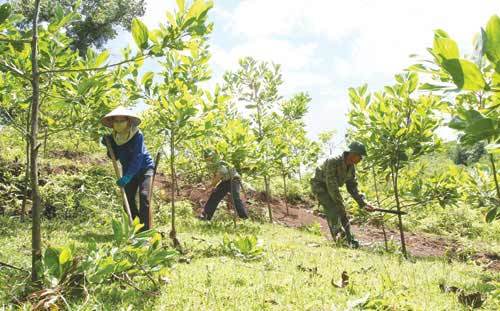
[0,38,31,44]
[0,62,30,81]
[0,261,29,274]
[39,55,149,74]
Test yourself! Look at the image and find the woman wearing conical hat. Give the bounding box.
[101,106,155,230]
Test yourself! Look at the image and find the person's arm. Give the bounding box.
[209,173,222,189]
[101,135,116,159]
[324,160,345,208]
[346,167,372,210]
[122,132,145,178]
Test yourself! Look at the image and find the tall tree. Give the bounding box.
[11,0,146,55]
[223,57,283,222]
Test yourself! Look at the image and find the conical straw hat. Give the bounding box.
[101,106,141,128]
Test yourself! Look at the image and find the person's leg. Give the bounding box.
[329,203,357,247]
[315,191,342,238]
[202,181,230,220]
[124,176,140,220]
[138,170,153,231]
[230,179,248,219]
[311,181,341,240]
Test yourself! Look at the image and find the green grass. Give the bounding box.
[1,132,499,310]
[1,206,499,310]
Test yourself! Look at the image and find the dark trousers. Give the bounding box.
[124,169,153,230]
[202,179,248,220]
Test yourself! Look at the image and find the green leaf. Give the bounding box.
[59,247,72,265]
[448,116,467,130]
[176,0,185,12]
[54,4,64,20]
[43,247,61,277]
[112,219,123,243]
[0,4,11,24]
[419,83,448,91]
[95,50,110,67]
[434,29,450,38]
[442,59,486,91]
[467,118,496,136]
[485,143,500,155]
[141,71,154,89]
[131,18,149,50]
[485,206,498,223]
[408,72,419,93]
[186,0,212,21]
[484,15,500,63]
[433,37,459,60]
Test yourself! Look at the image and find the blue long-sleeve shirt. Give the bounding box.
[108,131,154,178]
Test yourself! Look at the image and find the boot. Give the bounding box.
[345,231,360,248]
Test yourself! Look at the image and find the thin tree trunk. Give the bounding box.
[43,126,48,158]
[255,96,273,223]
[264,175,273,222]
[391,165,407,258]
[169,133,180,248]
[372,167,388,251]
[30,0,42,282]
[282,173,289,215]
[21,112,31,221]
[489,154,500,199]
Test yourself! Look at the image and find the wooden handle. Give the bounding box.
[105,136,133,224]
[147,151,161,229]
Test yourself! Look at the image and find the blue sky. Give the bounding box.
[107,0,499,149]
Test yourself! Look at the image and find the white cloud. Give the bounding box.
[142,0,177,28]
[211,39,318,71]
[226,0,500,80]
[216,0,499,139]
[105,0,499,140]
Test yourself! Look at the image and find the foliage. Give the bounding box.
[453,141,486,166]
[299,222,323,236]
[223,56,284,221]
[348,72,443,256]
[11,0,147,55]
[221,234,264,261]
[410,14,500,220]
[27,213,177,309]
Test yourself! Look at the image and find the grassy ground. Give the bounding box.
[1,204,499,310]
[1,131,499,310]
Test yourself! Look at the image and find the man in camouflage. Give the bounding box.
[199,150,248,220]
[310,142,374,248]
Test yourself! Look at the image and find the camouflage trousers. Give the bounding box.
[310,180,353,241]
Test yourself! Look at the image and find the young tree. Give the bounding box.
[272,92,311,214]
[318,130,337,158]
[410,14,500,220]
[0,0,213,280]
[223,57,283,222]
[348,73,443,257]
[144,2,213,246]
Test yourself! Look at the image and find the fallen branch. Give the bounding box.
[0,261,29,274]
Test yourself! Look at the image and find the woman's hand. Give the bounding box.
[116,175,133,187]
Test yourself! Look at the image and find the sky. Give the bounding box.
[107,0,500,149]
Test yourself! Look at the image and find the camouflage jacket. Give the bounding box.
[207,160,240,181]
[312,153,366,208]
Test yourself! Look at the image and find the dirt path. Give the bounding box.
[153,174,499,271]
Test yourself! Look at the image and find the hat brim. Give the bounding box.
[101,107,141,128]
[101,115,141,128]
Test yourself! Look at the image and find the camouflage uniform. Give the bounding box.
[310,153,366,241]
